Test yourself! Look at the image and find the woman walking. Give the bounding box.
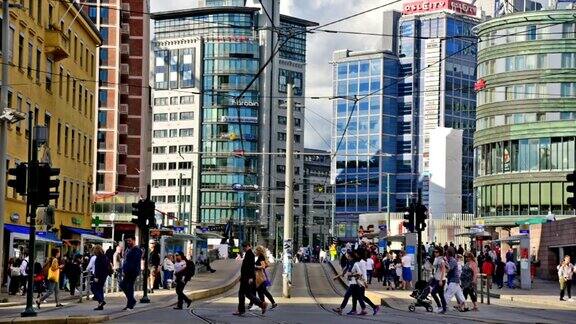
[400,251,412,290]
[36,249,64,308]
[173,252,192,309]
[255,246,277,309]
[557,255,574,301]
[92,245,110,310]
[430,246,447,314]
[332,252,367,315]
[162,253,175,289]
[461,252,479,311]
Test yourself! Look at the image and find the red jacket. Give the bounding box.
[482,261,494,276]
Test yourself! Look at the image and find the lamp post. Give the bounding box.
[109,212,116,242]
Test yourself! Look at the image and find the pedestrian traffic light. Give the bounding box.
[415,203,428,232]
[36,164,60,206]
[403,204,415,233]
[131,200,146,227]
[7,163,27,196]
[567,171,576,208]
[131,199,156,228]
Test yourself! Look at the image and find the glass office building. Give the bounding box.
[152,6,261,229]
[398,11,478,213]
[474,10,576,224]
[332,50,399,238]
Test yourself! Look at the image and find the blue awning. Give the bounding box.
[5,224,61,244]
[61,225,99,236]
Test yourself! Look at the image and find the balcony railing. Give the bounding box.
[44,29,69,61]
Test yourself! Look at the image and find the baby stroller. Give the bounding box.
[408,280,433,312]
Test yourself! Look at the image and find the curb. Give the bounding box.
[0,315,109,324]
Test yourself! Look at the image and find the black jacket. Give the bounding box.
[241,249,256,281]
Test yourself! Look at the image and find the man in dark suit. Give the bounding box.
[234,242,267,316]
[120,235,142,310]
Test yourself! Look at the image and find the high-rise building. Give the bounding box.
[331,50,399,239]
[87,0,152,240]
[150,0,316,247]
[474,10,576,225]
[1,1,101,258]
[396,4,478,215]
[302,149,332,248]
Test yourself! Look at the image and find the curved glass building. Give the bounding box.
[474,10,576,225]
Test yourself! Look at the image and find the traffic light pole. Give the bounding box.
[140,184,152,304]
[21,111,37,317]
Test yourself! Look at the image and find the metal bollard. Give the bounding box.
[78,271,84,303]
[486,276,491,305]
[480,274,485,304]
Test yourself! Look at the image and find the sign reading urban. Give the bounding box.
[402,0,477,16]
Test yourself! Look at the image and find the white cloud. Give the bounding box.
[149,0,403,150]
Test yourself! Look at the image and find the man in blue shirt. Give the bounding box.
[120,236,142,310]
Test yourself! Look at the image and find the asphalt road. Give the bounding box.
[110,263,483,324]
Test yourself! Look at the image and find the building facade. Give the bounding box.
[87,0,152,241]
[151,0,316,248]
[2,1,101,257]
[331,50,399,239]
[474,10,576,225]
[397,6,478,216]
[302,149,332,248]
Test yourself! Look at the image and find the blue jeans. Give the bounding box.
[121,274,137,307]
[163,270,173,288]
[507,274,515,288]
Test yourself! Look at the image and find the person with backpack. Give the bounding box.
[67,255,82,296]
[36,248,64,308]
[91,245,111,310]
[173,252,193,309]
[254,245,277,309]
[120,235,142,310]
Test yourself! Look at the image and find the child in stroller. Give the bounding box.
[408,280,433,312]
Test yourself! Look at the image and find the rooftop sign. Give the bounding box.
[402,0,477,16]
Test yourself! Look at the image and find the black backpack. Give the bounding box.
[184,260,195,282]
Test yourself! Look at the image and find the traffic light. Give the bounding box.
[415,203,428,232]
[36,163,60,206]
[7,163,27,196]
[131,199,156,228]
[567,171,576,208]
[403,204,415,233]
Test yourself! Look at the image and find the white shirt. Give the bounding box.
[87,255,97,274]
[162,258,175,272]
[358,259,368,281]
[348,262,363,285]
[401,255,411,268]
[366,258,374,271]
[19,257,28,276]
[174,260,186,275]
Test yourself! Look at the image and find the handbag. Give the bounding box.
[47,267,58,282]
[255,269,266,287]
[264,269,271,287]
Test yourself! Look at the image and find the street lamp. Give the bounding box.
[109,212,116,242]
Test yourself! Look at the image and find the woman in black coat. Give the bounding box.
[92,245,110,310]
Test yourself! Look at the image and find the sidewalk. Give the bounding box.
[0,259,240,323]
[328,261,574,323]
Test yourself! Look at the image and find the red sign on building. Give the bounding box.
[402,0,477,16]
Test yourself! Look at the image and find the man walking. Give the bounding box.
[120,236,142,310]
[173,252,192,309]
[234,243,267,316]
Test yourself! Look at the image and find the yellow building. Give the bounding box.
[2,1,101,258]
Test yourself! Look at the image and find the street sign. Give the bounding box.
[95,227,104,235]
[519,224,529,235]
[92,216,102,227]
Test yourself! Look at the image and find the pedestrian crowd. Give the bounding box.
[6,235,209,312]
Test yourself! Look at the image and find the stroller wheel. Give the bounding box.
[408,304,416,312]
[426,305,433,312]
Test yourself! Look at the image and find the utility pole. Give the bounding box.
[282,84,294,298]
[386,173,390,236]
[178,172,182,226]
[188,165,194,234]
[0,0,11,288]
